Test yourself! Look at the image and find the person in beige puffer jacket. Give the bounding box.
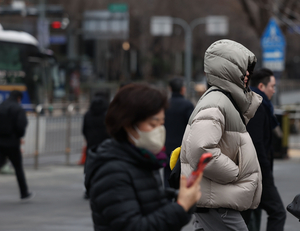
[180,39,262,231]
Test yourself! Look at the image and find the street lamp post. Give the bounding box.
[172,17,207,99]
[38,0,46,51]
[151,16,227,99]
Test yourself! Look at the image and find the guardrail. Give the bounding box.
[22,103,300,168]
[22,103,88,169]
[278,105,300,133]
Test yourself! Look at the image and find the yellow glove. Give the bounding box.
[169,147,181,170]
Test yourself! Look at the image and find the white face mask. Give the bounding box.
[128,125,166,155]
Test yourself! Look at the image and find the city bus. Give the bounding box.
[0,25,58,110]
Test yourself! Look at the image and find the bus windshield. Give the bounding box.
[0,40,51,107]
[0,42,26,84]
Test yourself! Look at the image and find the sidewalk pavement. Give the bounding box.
[0,153,93,231]
[288,148,300,158]
[1,152,300,231]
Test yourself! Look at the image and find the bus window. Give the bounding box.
[0,29,59,107]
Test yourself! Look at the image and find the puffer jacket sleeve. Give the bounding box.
[187,107,239,184]
[90,161,190,231]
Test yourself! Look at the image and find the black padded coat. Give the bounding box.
[82,96,109,150]
[85,139,191,231]
[0,97,28,147]
[165,92,194,156]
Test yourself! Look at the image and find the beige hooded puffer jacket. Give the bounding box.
[180,39,262,211]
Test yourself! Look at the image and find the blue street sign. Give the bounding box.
[261,18,286,71]
[50,35,67,45]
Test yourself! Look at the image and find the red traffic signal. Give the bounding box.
[51,21,61,29]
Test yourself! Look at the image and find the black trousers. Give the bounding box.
[0,146,29,198]
[242,179,286,231]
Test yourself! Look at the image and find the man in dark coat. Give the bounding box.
[164,77,194,187]
[0,90,33,200]
[244,68,286,231]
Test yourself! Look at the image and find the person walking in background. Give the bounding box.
[85,83,202,231]
[81,92,110,199]
[242,68,286,231]
[180,39,263,231]
[82,92,110,158]
[164,77,194,187]
[0,90,33,201]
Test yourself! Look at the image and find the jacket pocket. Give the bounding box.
[234,147,242,181]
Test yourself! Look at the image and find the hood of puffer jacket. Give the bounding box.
[204,39,260,123]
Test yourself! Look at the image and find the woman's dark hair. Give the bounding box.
[105,83,168,142]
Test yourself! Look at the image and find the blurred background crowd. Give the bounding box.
[2,1,300,230]
[0,0,300,171]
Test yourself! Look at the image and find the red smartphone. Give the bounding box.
[186,153,213,188]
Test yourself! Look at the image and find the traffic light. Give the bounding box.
[51,21,61,29]
[50,17,69,30]
[49,17,69,45]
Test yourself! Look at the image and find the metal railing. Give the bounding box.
[22,103,88,169]
[22,103,300,169]
[278,105,300,151]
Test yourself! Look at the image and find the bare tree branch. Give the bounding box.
[251,0,271,10]
[240,0,272,36]
[239,0,260,34]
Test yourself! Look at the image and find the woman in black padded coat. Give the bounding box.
[85,83,202,231]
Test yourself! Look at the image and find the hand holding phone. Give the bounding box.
[186,153,212,188]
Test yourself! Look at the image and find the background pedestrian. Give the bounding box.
[82,92,110,158]
[164,77,194,187]
[242,68,286,231]
[0,90,33,201]
[81,92,110,198]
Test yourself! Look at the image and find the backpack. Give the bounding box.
[287,193,300,221]
[168,88,246,189]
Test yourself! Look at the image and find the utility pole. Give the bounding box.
[39,0,46,22]
[38,0,49,104]
[151,16,227,99]
[172,17,207,99]
[37,0,48,51]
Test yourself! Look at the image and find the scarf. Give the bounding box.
[138,146,168,170]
